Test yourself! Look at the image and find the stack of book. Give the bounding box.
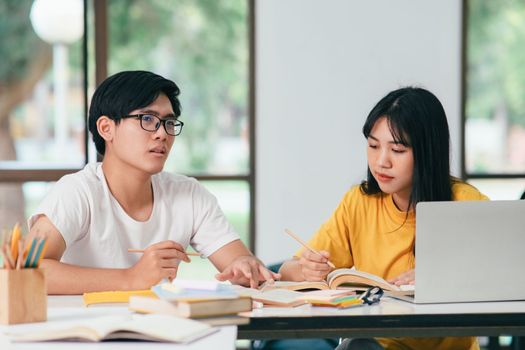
[129,280,252,326]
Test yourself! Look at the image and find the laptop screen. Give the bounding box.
[413,200,525,304]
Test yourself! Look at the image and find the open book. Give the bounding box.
[8,314,216,343]
[231,285,357,308]
[261,268,414,294]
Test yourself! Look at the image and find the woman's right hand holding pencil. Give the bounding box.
[298,249,333,281]
[282,228,335,281]
[125,240,190,289]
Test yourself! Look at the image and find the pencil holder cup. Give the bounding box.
[0,268,47,325]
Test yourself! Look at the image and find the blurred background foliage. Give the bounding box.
[467,0,525,128]
[107,0,248,173]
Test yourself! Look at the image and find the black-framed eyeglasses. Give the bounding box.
[359,286,384,305]
[121,114,184,136]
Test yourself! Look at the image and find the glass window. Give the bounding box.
[106,0,252,277]
[465,0,525,175]
[107,0,249,175]
[0,0,87,228]
[0,1,252,275]
[0,182,54,233]
[467,179,525,200]
[0,0,86,168]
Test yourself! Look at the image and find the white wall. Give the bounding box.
[255,0,462,264]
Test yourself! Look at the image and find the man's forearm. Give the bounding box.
[41,259,132,295]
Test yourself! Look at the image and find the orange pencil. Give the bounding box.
[16,239,24,269]
[10,223,21,263]
[284,228,336,268]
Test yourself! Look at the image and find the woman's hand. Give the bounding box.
[298,249,333,281]
[388,269,415,286]
[215,255,281,289]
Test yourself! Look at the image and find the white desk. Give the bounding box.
[0,296,237,350]
[4,295,525,344]
[239,297,525,339]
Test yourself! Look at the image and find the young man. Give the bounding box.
[28,70,278,294]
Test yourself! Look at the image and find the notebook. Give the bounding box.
[394,200,525,304]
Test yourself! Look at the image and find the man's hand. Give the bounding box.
[125,240,190,289]
[388,269,415,286]
[215,255,280,289]
[298,249,332,281]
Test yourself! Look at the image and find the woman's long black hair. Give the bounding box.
[360,87,452,209]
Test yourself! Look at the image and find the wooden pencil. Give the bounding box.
[284,228,336,268]
[127,248,202,257]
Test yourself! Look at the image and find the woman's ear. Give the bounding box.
[96,116,114,142]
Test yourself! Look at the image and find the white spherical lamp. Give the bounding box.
[30,0,84,44]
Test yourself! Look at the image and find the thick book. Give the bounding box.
[8,314,216,343]
[261,269,415,294]
[129,295,252,318]
[197,315,250,326]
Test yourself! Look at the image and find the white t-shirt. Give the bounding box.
[28,163,240,268]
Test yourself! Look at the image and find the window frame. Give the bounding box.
[0,0,256,251]
[461,0,525,180]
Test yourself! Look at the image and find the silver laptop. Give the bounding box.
[396,200,525,304]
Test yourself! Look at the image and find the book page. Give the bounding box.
[327,268,401,291]
[116,314,216,343]
[259,280,329,291]
[8,315,130,342]
[230,285,262,297]
[251,289,307,307]
[295,289,356,302]
[9,314,216,343]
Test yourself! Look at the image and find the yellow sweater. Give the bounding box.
[298,181,488,350]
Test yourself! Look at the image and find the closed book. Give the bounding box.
[82,290,157,306]
[129,295,252,318]
[193,315,249,326]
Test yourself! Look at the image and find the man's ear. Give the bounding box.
[96,116,114,142]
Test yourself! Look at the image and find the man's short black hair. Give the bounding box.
[88,70,181,156]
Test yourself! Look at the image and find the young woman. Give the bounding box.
[279,87,487,350]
